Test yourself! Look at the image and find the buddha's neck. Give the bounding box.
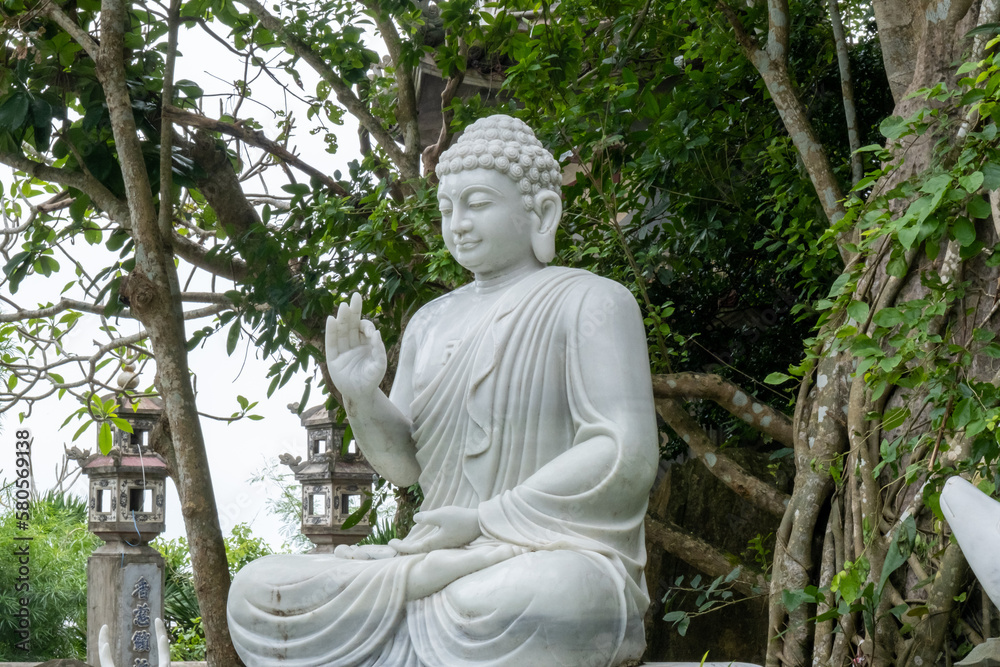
[474,263,543,294]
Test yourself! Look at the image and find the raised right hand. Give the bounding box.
[326,293,387,400]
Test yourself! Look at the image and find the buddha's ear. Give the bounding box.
[531,190,562,264]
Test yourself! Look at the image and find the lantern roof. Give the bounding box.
[297,405,344,429]
[117,395,164,415]
[82,454,169,472]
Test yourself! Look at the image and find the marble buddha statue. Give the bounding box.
[227,114,659,667]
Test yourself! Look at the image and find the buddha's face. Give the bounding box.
[438,168,539,280]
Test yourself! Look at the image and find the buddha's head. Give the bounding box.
[436,115,562,278]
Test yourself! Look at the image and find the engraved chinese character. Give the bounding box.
[131,630,151,653]
[133,659,150,667]
[132,576,151,600]
[132,602,151,628]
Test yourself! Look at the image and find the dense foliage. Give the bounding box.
[0,489,99,661]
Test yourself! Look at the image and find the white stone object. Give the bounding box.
[941,476,1000,666]
[227,115,659,666]
[98,618,170,667]
[940,476,1000,607]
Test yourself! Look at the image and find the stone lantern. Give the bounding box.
[69,363,167,667]
[281,404,375,550]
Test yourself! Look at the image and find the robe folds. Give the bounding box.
[227,266,659,667]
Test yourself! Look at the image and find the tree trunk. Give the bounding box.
[96,1,241,664]
[762,1,996,665]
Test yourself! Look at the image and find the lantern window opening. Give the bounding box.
[346,440,358,455]
[341,494,362,516]
[311,438,327,457]
[308,493,328,517]
[96,488,113,513]
[130,429,147,449]
[129,487,153,512]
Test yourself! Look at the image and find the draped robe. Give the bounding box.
[227,266,658,667]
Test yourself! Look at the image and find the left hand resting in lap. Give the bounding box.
[390,506,481,554]
[405,544,517,601]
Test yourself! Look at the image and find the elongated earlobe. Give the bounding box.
[532,190,562,264]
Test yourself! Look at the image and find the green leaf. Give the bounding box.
[110,417,133,433]
[847,301,869,323]
[898,224,920,250]
[956,61,981,75]
[98,422,113,454]
[983,162,1000,190]
[969,197,992,219]
[879,116,907,140]
[872,308,904,328]
[340,496,372,530]
[765,372,793,385]
[952,217,977,246]
[827,272,851,297]
[782,588,816,612]
[831,560,867,605]
[887,254,909,277]
[226,320,241,356]
[0,93,30,131]
[959,171,985,193]
[72,420,91,442]
[951,397,975,429]
[882,407,909,431]
[966,22,1000,38]
[878,515,916,598]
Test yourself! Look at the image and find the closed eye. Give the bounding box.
[468,200,492,209]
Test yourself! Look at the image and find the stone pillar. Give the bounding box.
[86,542,164,667]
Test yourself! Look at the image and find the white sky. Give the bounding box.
[1,18,381,549]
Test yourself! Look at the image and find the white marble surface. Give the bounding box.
[227,115,660,666]
[941,476,1000,607]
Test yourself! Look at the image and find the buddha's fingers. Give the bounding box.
[325,315,340,358]
[359,320,386,366]
[98,625,115,667]
[155,618,171,667]
[347,293,363,348]
[336,300,352,352]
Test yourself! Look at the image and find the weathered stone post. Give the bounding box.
[74,365,168,667]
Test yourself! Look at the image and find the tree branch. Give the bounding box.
[0,152,130,226]
[233,0,414,179]
[41,1,99,60]
[170,233,249,282]
[656,397,790,516]
[828,0,862,185]
[356,0,421,177]
[0,294,232,322]
[422,42,469,178]
[653,372,794,447]
[164,105,350,196]
[718,0,847,252]
[716,1,759,53]
[645,515,768,597]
